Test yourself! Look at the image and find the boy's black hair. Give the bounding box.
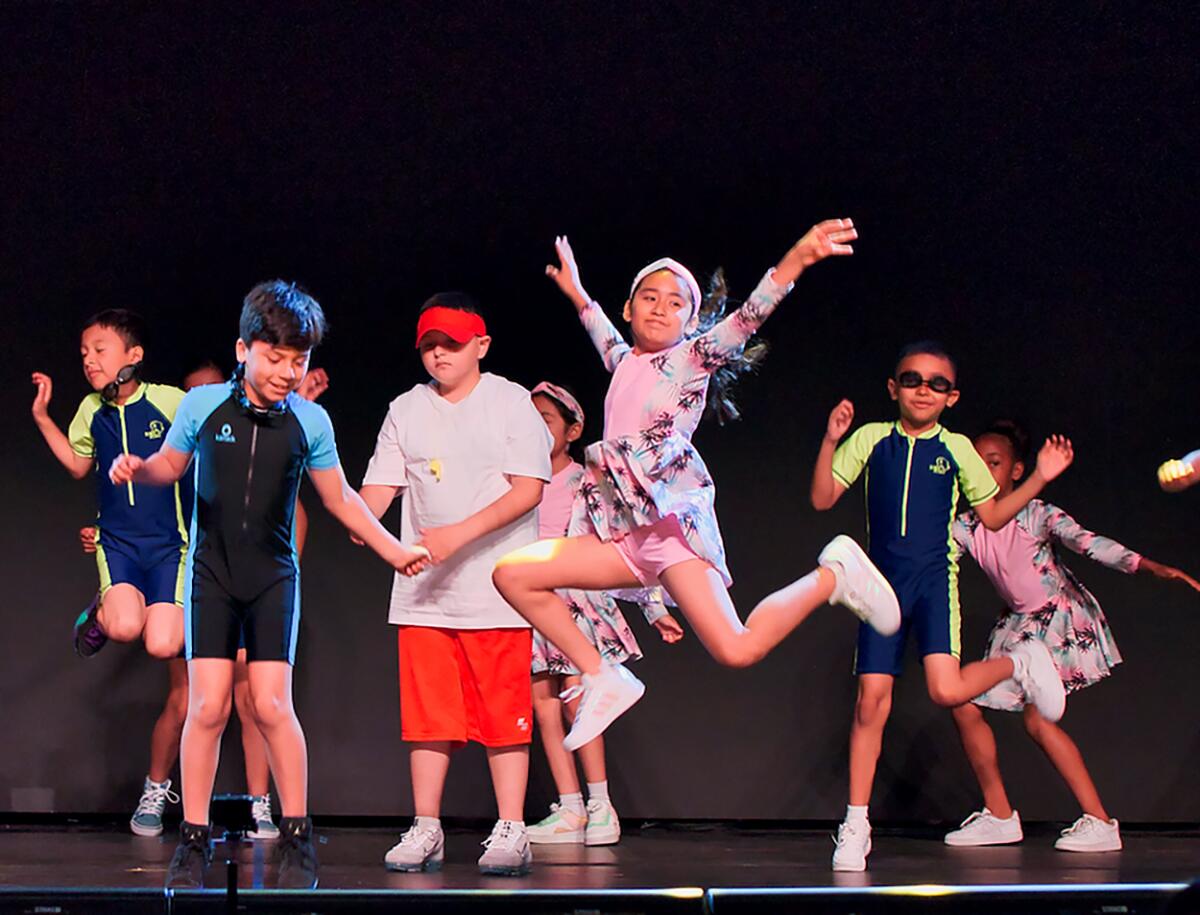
[240,280,326,351]
[895,339,958,381]
[980,418,1031,464]
[418,291,483,317]
[83,308,145,350]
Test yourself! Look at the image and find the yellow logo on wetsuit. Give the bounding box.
[929,456,952,475]
[145,420,165,440]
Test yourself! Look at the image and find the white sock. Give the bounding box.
[845,804,869,824]
[560,792,586,816]
[414,815,441,832]
[586,781,609,803]
[146,776,169,788]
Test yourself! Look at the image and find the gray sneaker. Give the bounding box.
[478,820,532,876]
[384,821,445,872]
[130,777,180,837]
[247,793,279,839]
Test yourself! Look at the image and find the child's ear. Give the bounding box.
[887,377,899,401]
[566,422,583,444]
[476,335,492,359]
[945,389,961,408]
[1012,460,1025,482]
[127,344,145,366]
[622,299,633,322]
[235,338,248,363]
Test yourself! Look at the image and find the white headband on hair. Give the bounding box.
[629,257,701,309]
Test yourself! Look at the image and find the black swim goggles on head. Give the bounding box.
[895,371,955,394]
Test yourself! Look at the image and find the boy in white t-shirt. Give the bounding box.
[359,292,552,876]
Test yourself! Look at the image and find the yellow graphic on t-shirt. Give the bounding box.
[929,456,951,475]
[428,458,443,482]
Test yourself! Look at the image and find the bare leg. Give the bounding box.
[487,745,530,822]
[147,659,189,783]
[233,648,271,796]
[565,682,607,785]
[247,661,307,817]
[142,601,185,659]
[950,702,1014,818]
[96,583,148,643]
[923,653,1017,707]
[532,675,581,796]
[495,535,836,673]
[848,674,894,806]
[180,658,235,824]
[1023,706,1110,820]
[410,743,453,818]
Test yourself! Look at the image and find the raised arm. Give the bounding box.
[1158,449,1200,493]
[546,235,630,372]
[973,436,1073,531]
[811,400,856,510]
[31,373,94,479]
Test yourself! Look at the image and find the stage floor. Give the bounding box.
[1,822,1196,912]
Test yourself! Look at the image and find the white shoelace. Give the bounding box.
[398,823,441,850]
[482,821,524,852]
[956,809,990,829]
[833,822,865,847]
[1061,814,1104,837]
[134,781,180,816]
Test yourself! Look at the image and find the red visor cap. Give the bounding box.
[415,307,488,348]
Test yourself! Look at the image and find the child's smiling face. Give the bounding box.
[888,352,959,430]
[623,270,697,352]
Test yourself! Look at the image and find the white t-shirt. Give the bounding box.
[363,373,552,628]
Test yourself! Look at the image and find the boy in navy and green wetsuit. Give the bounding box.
[32,309,190,659]
[810,340,1075,873]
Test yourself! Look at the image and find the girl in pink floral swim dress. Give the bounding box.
[944,421,1200,853]
[526,381,682,846]
[494,220,903,751]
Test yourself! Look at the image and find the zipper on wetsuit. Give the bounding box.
[117,404,135,506]
[243,423,258,531]
[900,434,915,537]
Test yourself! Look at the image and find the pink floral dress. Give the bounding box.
[953,499,1139,711]
[570,270,792,599]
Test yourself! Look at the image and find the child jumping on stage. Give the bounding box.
[33,309,188,661]
[110,281,427,889]
[944,420,1200,852]
[811,342,1075,872]
[493,220,902,754]
[526,382,682,847]
[359,293,552,876]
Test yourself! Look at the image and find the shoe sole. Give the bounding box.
[584,829,620,846]
[527,832,585,845]
[562,677,645,752]
[385,858,443,872]
[821,536,901,636]
[130,820,164,837]
[1054,839,1122,852]
[944,833,1024,847]
[478,863,533,876]
[247,830,280,840]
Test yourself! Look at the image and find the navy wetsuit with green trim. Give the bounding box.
[69,383,190,605]
[831,422,999,675]
[165,382,338,663]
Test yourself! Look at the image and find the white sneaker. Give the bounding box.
[831,819,871,872]
[819,535,901,636]
[384,821,445,872]
[478,820,533,876]
[246,793,279,840]
[1055,814,1122,852]
[944,808,1023,846]
[584,797,620,846]
[562,663,645,752]
[129,777,180,837]
[527,803,586,845]
[1007,641,1066,722]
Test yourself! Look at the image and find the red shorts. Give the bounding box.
[397,626,533,747]
[612,515,701,586]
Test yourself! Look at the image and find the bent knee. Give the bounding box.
[491,563,525,598]
[102,615,143,643]
[144,632,182,659]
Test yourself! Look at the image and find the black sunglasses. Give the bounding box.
[896,370,955,394]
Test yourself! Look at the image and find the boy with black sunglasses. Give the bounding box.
[810,340,1075,872]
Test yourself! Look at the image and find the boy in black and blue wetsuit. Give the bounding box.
[32,309,190,660]
[811,340,1076,872]
[110,281,427,890]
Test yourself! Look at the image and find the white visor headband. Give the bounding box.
[629,257,701,310]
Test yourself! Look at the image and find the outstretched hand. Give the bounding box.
[1139,558,1200,594]
[774,218,857,287]
[1035,435,1074,482]
[31,372,53,421]
[826,399,855,443]
[545,235,590,310]
[653,614,685,644]
[297,368,329,402]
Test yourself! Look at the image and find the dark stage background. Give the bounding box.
[2,3,1198,823]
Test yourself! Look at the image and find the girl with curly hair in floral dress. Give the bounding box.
[494,220,902,752]
[945,420,1200,853]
